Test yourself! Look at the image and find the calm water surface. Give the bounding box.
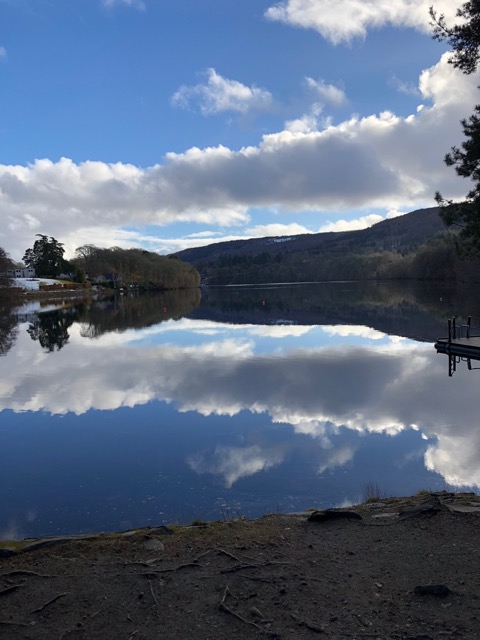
[1,282,479,538]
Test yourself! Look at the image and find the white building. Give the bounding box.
[7,267,36,278]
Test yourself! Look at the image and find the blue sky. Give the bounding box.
[0,0,476,260]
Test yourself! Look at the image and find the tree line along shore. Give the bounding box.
[1,236,201,294]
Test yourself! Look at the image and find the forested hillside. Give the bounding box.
[174,207,475,284]
[74,245,200,290]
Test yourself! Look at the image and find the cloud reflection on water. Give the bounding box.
[188,444,285,488]
[1,319,479,489]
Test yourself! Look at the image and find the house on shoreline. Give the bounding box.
[7,267,36,278]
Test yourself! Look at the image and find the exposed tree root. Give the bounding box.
[140,561,201,575]
[0,584,22,597]
[218,585,280,637]
[221,560,292,574]
[219,585,265,631]
[353,612,369,627]
[30,592,68,614]
[148,580,159,607]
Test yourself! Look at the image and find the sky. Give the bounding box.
[0,0,477,261]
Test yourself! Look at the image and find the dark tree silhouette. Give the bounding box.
[431,2,480,253]
[0,246,14,289]
[27,310,74,352]
[0,303,18,356]
[23,235,70,277]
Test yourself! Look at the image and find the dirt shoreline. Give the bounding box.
[1,491,480,639]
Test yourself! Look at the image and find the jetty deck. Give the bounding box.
[435,335,480,358]
[434,315,480,376]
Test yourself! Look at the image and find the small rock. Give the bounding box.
[307,510,362,523]
[445,504,480,514]
[413,584,451,597]
[151,526,173,536]
[0,547,18,558]
[119,530,139,537]
[249,606,264,619]
[399,498,441,520]
[143,536,164,553]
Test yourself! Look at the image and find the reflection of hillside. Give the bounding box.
[80,289,201,338]
[190,282,480,342]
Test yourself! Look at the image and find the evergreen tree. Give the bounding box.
[23,235,70,277]
[431,2,480,253]
[430,2,480,74]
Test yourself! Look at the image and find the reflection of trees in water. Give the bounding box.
[80,289,201,339]
[27,310,76,352]
[2,291,200,353]
[191,281,457,342]
[0,302,19,356]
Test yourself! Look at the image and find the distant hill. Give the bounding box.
[175,207,444,264]
[174,207,449,284]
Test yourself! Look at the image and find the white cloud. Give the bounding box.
[317,444,356,474]
[386,209,407,219]
[265,0,462,44]
[0,53,477,260]
[244,222,310,237]
[171,68,273,116]
[388,74,420,96]
[184,230,224,239]
[322,208,408,235]
[425,435,480,488]
[285,112,320,134]
[306,77,347,106]
[318,213,384,232]
[250,325,314,338]
[102,0,145,9]
[322,325,387,340]
[0,46,6,59]
[285,102,325,133]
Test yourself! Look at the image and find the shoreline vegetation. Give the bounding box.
[2,491,480,638]
[1,241,202,299]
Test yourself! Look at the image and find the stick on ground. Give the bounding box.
[30,592,68,614]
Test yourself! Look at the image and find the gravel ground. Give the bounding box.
[1,492,480,640]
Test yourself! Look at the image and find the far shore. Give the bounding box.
[2,284,113,304]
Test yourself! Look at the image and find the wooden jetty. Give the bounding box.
[435,316,480,375]
[435,336,480,358]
